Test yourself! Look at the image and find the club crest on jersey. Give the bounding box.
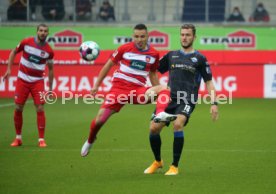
[190,57,198,62]
[41,51,45,57]
[145,56,151,63]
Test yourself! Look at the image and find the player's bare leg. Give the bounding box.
[11,104,24,147]
[35,104,47,147]
[81,108,115,157]
[145,86,177,123]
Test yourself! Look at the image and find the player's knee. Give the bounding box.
[95,116,106,127]
[35,104,44,112]
[159,85,167,90]
[15,104,24,112]
[173,122,184,130]
[156,85,168,93]
[94,120,104,128]
[149,128,160,134]
[149,85,168,94]
[95,108,114,126]
[150,123,162,134]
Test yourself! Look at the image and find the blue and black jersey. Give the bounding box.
[159,50,212,103]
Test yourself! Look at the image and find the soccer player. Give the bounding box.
[144,24,219,175]
[2,24,54,147]
[81,24,176,157]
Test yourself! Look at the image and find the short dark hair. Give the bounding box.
[134,24,147,31]
[181,24,196,35]
[37,23,48,31]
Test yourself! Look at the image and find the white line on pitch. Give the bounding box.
[0,100,32,108]
[0,148,275,153]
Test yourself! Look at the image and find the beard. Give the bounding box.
[181,42,193,49]
[38,35,47,42]
[135,42,147,50]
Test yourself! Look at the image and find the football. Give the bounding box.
[79,41,100,61]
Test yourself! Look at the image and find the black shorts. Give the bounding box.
[151,101,195,126]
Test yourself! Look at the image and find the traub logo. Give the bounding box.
[47,30,83,48]
[200,30,256,49]
[114,30,169,48]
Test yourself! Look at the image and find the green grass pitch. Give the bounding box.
[0,98,276,194]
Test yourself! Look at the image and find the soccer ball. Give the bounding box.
[79,41,100,61]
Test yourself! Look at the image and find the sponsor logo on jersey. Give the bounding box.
[29,55,41,63]
[172,55,179,58]
[200,30,256,49]
[47,30,83,48]
[130,60,146,70]
[171,63,196,73]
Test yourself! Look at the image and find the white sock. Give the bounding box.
[16,135,22,139]
[38,138,44,142]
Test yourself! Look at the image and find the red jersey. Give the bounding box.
[16,37,54,83]
[110,42,159,86]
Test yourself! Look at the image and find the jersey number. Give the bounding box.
[182,105,191,114]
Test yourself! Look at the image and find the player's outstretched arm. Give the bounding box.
[206,80,219,121]
[2,49,16,81]
[91,59,114,95]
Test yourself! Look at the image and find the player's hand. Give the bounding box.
[90,86,99,96]
[210,105,219,122]
[2,69,11,82]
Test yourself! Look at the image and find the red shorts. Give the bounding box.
[14,78,45,105]
[100,83,151,112]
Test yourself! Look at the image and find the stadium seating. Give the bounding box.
[0,0,275,23]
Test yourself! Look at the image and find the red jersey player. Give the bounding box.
[2,24,54,147]
[81,24,176,157]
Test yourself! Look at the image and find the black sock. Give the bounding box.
[172,131,184,167]
[149,133,161,161]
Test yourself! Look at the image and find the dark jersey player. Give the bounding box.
[144,24,219,175]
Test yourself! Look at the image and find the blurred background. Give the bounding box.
[0,0,275,24]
